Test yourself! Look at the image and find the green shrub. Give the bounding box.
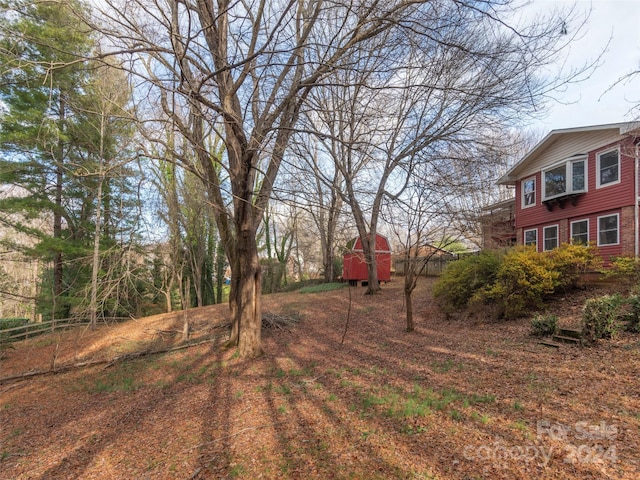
[530,313,558,337]
[605,256,640,286]
[432,251,501,310]
[474,246,558,319]
[582,294,625,343]
[547,243,601,291]
[623,293,640,332]
[0,318,28,330]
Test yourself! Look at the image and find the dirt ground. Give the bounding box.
[1,277,639,479]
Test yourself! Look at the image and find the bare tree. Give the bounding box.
[87,0,589,356]
[91,0,462,357]
[304,3,589,295]
[385,173,463,332]
[282,137,349,282]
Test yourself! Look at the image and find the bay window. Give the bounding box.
[542,157,587,200]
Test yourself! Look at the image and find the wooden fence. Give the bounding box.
[393,255,457,277]
[0,317,130,343]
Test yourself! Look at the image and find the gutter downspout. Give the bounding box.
[636,142,639,259]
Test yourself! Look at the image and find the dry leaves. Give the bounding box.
[1,278,639,479]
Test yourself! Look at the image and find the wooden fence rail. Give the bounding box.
[393,256,455,277]
[0,317,130,343]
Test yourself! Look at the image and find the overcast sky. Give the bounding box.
[526,0,640,133]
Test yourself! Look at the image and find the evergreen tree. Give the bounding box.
[0,0,141,319]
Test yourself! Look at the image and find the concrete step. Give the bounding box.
[539,340,562,348]
[557,327,582,339]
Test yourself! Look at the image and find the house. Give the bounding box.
[498,122,640,263]
[478,198,516,249]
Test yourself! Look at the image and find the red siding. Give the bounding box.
[343,234,391,282]
[514,137,637,258]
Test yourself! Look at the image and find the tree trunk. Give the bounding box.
[363,235,381,295]
[404,278,415,332]
[89,175,103,329]
[53,96,65,317]
[235,230,262,358]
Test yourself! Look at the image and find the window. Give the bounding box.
[597,149,619,187]
[542,157,587,200]
[570,219,589,245]
[524,229,537,248]
[597,214,619,246]
[522,177,536,208]
[543,225,559,251]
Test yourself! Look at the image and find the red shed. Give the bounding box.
[342,234,391,285]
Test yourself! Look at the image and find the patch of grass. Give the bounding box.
[360,430,374,440]
[431,359,465,373]
[398,397,432,418]
[510,419,529,434]
[361,392,389,411]
[513,400,525,412]
[464,393,496,406]
[88,364,142,393]
[276,384,292,395]
[229,463,245,478]
[288,366,314,377]
[351,384,496,426]
[402,425,428,435]
[277,405,287,414]
[327,393,338,402]
[299,282,346,294]
[176,371,204,384]
[471,411,491,424]
[449,409,463,422]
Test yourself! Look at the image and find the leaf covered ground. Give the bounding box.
[1,278,639,479]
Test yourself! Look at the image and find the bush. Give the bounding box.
[547,243,601,291]
[623,293,640,332]
[432,251,502,311]
[0,317,28,330]
[530,313,558,337]
[605,256,640,286]
[582,294,625,343]
[474,246,558,319]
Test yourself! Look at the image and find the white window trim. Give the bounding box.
[570,219,589,245]
[543,224,559,251]
[524,228,537,248]
[542,156,588,201]
[597,213,620,246]
[596,147,620,189]
[521,176,536,209]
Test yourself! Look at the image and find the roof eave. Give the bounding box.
[499,121,639,185]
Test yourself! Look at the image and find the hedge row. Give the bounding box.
[433,243,601,319]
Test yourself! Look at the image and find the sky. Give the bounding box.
[525,0,640,134]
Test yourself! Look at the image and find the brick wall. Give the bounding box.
[620,205,636,255]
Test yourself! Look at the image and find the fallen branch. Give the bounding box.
[180,423,282,454]
[262,312,301,330]
[0,334,230,385]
